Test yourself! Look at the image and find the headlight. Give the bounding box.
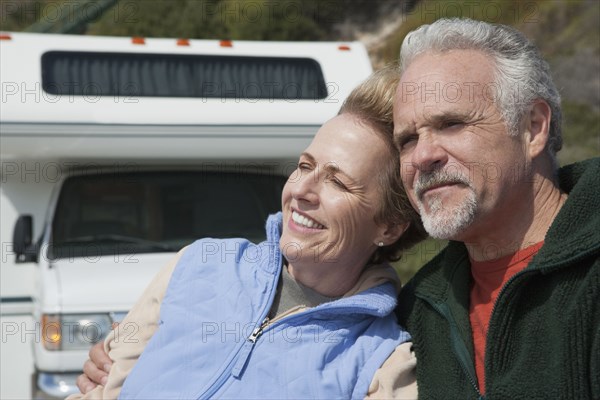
[42,314,112,351]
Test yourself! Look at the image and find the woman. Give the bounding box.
[70,67,425,399]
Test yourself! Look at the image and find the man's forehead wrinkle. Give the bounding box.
[400,71,448,85]
[424,108,479,123]
[399,78,456,98]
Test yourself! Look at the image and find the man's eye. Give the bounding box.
[397,135,417,151]
[440,120,464,130]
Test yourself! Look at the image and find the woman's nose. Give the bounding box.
[291,169,320,205]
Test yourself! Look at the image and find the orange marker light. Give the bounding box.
[0,34,12,40]
[338,45,351,51]
[131,37,145,45]
[42,314,61,351]
[177,38,190,46]
[219,40,233,48]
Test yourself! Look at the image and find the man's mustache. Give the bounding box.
[414,169,472,200]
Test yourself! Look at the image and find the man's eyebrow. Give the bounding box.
[425,110,473,125]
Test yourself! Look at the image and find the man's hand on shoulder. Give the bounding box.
[76,324,116,394]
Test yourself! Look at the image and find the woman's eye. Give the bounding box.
[298,162,311,171]
[330,177,348,190]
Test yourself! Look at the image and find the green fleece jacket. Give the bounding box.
[396,158,600,399]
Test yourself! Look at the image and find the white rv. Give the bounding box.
[0,32,372,398]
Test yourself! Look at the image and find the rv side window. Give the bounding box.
[49,172,284,260]
[42,51,328,100]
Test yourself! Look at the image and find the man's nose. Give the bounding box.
[411,133,448,172]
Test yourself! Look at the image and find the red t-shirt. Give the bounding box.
[469,241,544,395]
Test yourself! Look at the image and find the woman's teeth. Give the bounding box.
[292,211,324,229]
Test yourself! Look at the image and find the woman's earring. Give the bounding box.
[378,241,384,247]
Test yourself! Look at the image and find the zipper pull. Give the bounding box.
[231,317,269,378]
[250,317,269,342]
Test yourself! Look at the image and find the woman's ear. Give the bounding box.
[375,221,410,247]
[524,99,552,159]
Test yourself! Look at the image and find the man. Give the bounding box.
[393,18,599,398]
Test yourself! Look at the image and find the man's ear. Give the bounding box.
[525,100,552,159]
[375,221,410,247]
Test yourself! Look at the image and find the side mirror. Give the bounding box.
[13,215,37,263]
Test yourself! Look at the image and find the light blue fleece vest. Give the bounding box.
[119,213,410,399]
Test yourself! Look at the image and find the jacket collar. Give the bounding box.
[532,158,600,272]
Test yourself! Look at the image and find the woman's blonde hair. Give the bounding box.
[339,65,426,264]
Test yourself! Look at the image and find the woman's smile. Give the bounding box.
[290,210,325,230]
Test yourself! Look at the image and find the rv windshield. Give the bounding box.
[49,171,284,259]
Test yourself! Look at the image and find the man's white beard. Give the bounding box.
[417,188,477,239]
[414,168,478,239]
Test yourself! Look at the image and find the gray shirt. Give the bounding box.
[268,266,340,318]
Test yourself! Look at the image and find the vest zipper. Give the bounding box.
[418,295,484,399]
[199,277,391,397]
[249,317,270,343]
[231,316,271,378]
[230,305,306,378]
[196,341,246,399]
[231,303,370,380]
[197,270,282,398]
[197,314,278,397]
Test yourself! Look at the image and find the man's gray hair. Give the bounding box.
[400,18,562,164]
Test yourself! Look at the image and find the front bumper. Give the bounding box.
[35,372,79,399]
